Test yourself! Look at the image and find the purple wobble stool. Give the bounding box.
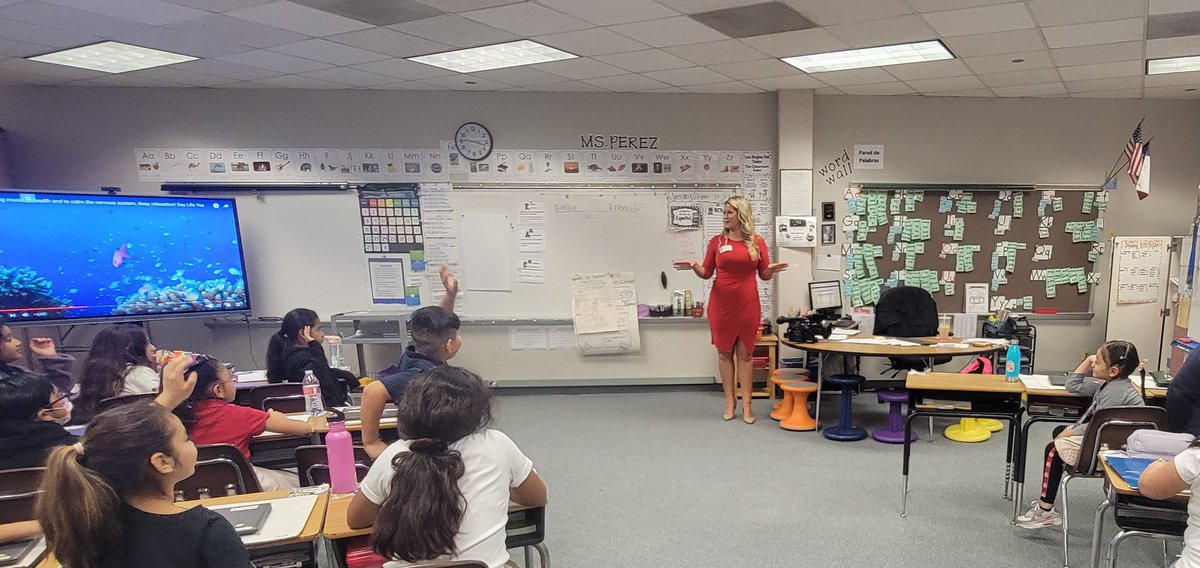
[873,390,917,444]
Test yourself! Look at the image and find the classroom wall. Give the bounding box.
[0,86,781,382]
[802,95,1200,371]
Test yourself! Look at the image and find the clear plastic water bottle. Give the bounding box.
[327,336,349,371]
[1005,340,1021,382]
[302,369,324,416]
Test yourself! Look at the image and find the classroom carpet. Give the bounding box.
[482,388,1172,568]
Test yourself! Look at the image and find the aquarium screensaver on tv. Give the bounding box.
[0,191,251,323]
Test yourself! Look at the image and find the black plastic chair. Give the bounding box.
[176,444,263,500]
[96,392,159,414]
[873,285,950,373]
[0,467,45,524]
[250,384,302,410]
[293,445,372,487]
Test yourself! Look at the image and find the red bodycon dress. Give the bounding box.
[701,234,770,352]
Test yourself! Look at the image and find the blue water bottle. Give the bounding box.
[1004,340,1020,382]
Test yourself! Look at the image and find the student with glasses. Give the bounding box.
[1016,340,1146,529]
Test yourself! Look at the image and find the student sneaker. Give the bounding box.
[1016,502,1062,529]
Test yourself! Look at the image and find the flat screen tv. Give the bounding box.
[0,191,251,324]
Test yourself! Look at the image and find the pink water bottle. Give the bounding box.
[325,421,358,494]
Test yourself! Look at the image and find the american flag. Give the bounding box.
[1127,125,1147,185]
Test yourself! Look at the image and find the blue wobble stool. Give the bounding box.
[823,374,868,441]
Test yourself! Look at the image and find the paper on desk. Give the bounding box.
[840,337,919,346]
[208,494,319,545]
[1018,374,1063,390]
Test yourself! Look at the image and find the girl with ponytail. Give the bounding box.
[265,308,353,407]
[347,366,548,568]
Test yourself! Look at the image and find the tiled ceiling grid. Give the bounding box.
[0,0,1197,98]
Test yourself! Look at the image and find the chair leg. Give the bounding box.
[1090,498,1111,568]
[1163,539,1170,568]
[534,542,550,568]
[525,545,534,568]
[1061,474,1072,568]
[927,416,933,442]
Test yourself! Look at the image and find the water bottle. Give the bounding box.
[325,420,358,494]
[327,336,349,371]
[1005,340,1021,382]
[303,370,324,416]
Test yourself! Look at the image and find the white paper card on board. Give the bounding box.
[779,169,813,216]
[547,326,577,350]
[462,214,513,291]
[518,201,546,224]
[509,327,547,350]
[964,283,989,314]
[776,216,818,248]
[816,254,840,272]
[518,226,547,252]
[517,257,545,284]
[367,258,407,304]
[854,145,884,169]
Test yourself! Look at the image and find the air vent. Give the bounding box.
[1147,11,1200,40]
[691,2,818,39]
[292,0,443,26]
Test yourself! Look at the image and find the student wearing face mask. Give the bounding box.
[0,371,76,470]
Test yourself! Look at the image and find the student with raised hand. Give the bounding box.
[174,355,313,490]
[347,366,547,568]
[74,324,160,424]
[265,308,353,408]
[0,323,74,395]
[360,264,460,459]
[1016,340,1146,529]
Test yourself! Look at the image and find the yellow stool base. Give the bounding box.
[978,418,1003,432]
[944,418,992,443]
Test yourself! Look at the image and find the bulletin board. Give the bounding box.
[843,185,1106,313]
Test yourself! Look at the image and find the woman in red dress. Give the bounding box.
[674,196,788,423]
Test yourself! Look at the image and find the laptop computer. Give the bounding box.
[215,503,272,536]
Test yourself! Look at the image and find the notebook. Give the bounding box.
[215,503,272,535]
[1105,455,1157,490]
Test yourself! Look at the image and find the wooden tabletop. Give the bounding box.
[781,336,1005,357]
[1025,387,1086,397]
[252,414,398,441]
[1100,454,1188,501]
[323,492,533,541]
[905,371,1027,394]
[1134,382,1168,399]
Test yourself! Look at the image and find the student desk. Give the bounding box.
[1010,387,1089,524]
[781,337,1004,429]
[901,371,1025,517]
[322,493,550,568]
[38,490,330,568]
[1134,381,1168,405]
[1090,455,1189,568]
[248,413,400,469]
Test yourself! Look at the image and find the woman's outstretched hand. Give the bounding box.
[673,260,696,271]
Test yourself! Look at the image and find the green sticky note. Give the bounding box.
[1082,192,1094,214]
[905,253,916,271]
[1046,281,1057,298]
[944,281,955,296]
[1039,227,1050,239]
[1023,296,1033,310]
[890,196,900,215]
[953,220,965,241]
[1053,197,1063,212]
[1013,193,1024,218]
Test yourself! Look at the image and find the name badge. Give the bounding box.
[718,244,733,253]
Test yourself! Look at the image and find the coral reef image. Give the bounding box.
[0,266,71,312]
[114,278,247,315]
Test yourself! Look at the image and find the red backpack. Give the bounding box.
[959,356,994,374]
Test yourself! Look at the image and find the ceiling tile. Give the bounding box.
[1143,85,1200,97]
[227,1,371,36]
[0,37,52,58]
[250,74,349,88]
[942,29,1046,57]
[1027,0,1146,26]
[708,58,800,80]
[825,14,937,47]
[270,38,389,65]
[1146,35,1200,59]
[884,59,972,80]
[582,73,671,91]
[782,0,913,25]
[326,27,450,57]
[992,82,1067,96]
[470,65,567,86]
[839,81,915,95]
[0,1,142,37]
[291,0,442,27]
[350,58,454,79]
[1143,70,1200,87]
[652,0,763,14]
[1057,60,1143,82]
[418,74,514,89]
[0,17,99,48]
[527,57,626,79]
[1051,41,1143,66]
[1150,0,1199,15]
[300,66,395,86]
[744,74,828,90]
[922,88,996,96]
[595,49,693,72]
[0,67,70,85]
[813,86,843,95]
[1065,75,1144,93]
[535,0,676,26]
[687,81,762,93]
[165,0,275,11]
[641,86,689,93]
[219,49,334,73]
[905,75,987,91]
[906,0,1014,11]
[459,2,591,36]
[1072,88,1144,98]
[43,0,208,25]
[77,74,186,87]
[663,39,767,66]
[923,3,1036,37]
[978,67,1061,87]
[165,14,312,49]
[642,66,730,86]
[115,26,256,58]
[808,67,896,86]
[391,14,517,47]
[609,16,729,48]
[122,66,239,86]
[171,57,286,80]
[368,80,446,89]
[410,0,521,12]
[963,50,1054,74]
[740,27,848,57]
[1042,18,1144,49]
[532,80,609,91]
[534,27,648,56]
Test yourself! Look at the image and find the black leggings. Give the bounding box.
[1039,441,1064,505]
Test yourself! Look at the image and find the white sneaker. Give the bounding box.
[1016,502,1062,529]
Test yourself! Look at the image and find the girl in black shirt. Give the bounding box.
[265,308,354,407]
[36,359,251,568]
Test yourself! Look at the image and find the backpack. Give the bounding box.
[959,356,994,374]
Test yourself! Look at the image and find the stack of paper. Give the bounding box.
[1018,374,1063,390]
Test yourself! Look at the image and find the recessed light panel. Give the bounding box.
[782,40,954,73]
[408,40,576,73]
[28,41,197,74]
[1147,55,1200,75]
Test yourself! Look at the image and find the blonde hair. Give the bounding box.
[724,196,759,263]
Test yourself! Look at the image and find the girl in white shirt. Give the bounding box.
[347,366,548,568]
[74,325,160,424]
[1140,445,1200,568]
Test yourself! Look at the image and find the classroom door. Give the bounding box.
[1105,236,1172,371]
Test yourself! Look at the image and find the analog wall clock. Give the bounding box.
[454,122,493,161]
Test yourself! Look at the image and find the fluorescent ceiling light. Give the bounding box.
[28,41,196,73]
[408,40,576,73]
[782,40,954,73]
[1147,55,1200,75]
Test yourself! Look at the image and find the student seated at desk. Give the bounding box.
[1017,340,1146,529]
[36,356,251,568]
[0,372,76,470]
[74,325,162,424]
[266,308,354,408]
[361,264,460,460]
[175,356,312,490]
[347,367,548,568]
[1140,443,1200,568]
[0,324,74,396]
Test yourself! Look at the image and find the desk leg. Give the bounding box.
[814,353,825,430]
[1003,414,1017,500]
[1090,489,1112,568]
[901,410,915,517]
[1014,418,1036,523]
[355,344,367,378]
